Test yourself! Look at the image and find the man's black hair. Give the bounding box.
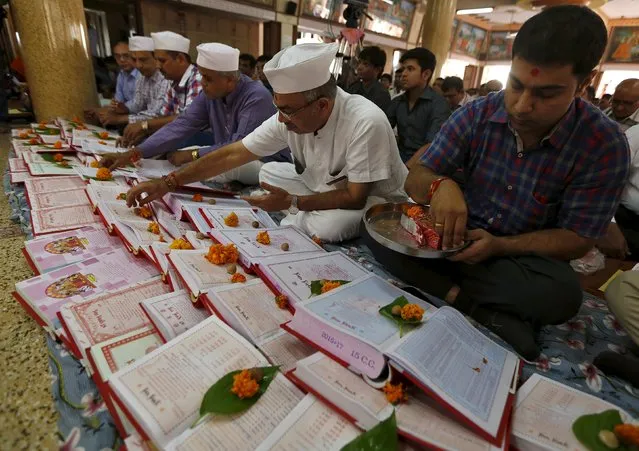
[601,93,612,101]
[512,5,607,82]
[239,53,257,69]
[394,67,403,74]
[257,54,272,63]
[358,46,386,70]
[381,73,392,82]
[400,47,436,73]
[442,76,464,93]
[165,50,192,64]
[435,77,445,82]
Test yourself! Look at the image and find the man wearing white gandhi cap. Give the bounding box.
[102,42,289,184]
[99,36,170,129]
[125,42,408,242]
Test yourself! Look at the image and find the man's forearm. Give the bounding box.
[173,141,258,186]
[405,165,447,204]
[496,228,594,261]
[405,143,430,170]
[298,189,368,212]
[148,115,176,132]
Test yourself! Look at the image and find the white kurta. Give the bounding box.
[243,88,408,242]
[621,124,639,213]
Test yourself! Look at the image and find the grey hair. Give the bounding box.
[302,75,337,102]
[217,70,241,80]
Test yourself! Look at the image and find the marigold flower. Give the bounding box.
[231,273,247,283]
[98,140,107,145]
[312,235,323,246]
[53,153,64,162]
[614,424,639,446]
[224,212,239,227]
[18,131,29,139]
[90,161,100,168]
[134,206,153,219]
[115,193,127,200]
[169,238,193,250]
[383,382,408,405]
[275,294,288,309]
[53,141,63,149]
[321,280,342,294]
[159,235,166,243]
[147,222,160,234]
[406,205,425,219]
[29,138,40,145]
[205,243,239,265]
[192,193,204,202]
[256,231,271,245]
[39,121,47,128]
[72,116,82,123]
[231,369,260,399]
[58,161,70,168]
[401,304,425,321]
[96,167,112,181]
[98,131,109,139]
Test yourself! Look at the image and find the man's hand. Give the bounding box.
[430,179,467,250]
[110,101,129,114]
[597,222,629,259]
[99,110,128,127]
[100,151,133,170]
[122,123,146,147]
[242,183,292,212]
[126,179,169,207]
[84,108,98,123]
[168,150,195,166]
[448,229,503,264]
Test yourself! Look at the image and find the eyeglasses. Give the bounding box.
[273,98,319,121]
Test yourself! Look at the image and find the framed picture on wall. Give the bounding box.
[364,0,416,40]
[301,0,344,22]
[486,31,513,61]
[449,18,458,50]
[453,22,486,59]
[605,26,639,63]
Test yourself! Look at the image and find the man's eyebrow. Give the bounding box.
[509,73,567,90]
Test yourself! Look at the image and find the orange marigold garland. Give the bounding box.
[192,193,204,202]
[401,304,425,321]
[614,424,639,447]
[256,231,271,245]
[53,153,64,162]
[96,167,112,181]
[169,238,194,250]
[205,243,239,265]
[275,294,288,310]
[382,382,408,405]
[230,369,260,399]
[321,280,342,294]
[231,273,247,283]
[224,212,239,227]
[134,206,153,219]
[147,222,161,234]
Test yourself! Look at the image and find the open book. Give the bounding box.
[8,157,27,172]
[23,176,86,194]
[210,225,325,269]
[31,204,102,235]
[162,192,248,221]
[283,273,519,446]
[155,207,195,240]
[511,373,633,451]
[255,251,369,306]
[26,188,90,210]
[58,276,170,365]
[23,153,81,165]
[85,184,129,210]
[96,201,164,256]
[185,230,213,250]
[140,290,210,343]
[27,162,79,176]
[14,248,160,331]
[199,205,276,230]
[290,352,507,450]
[108,315,304,449]
[167,249,256,299]
[9,171,32,184]
[23,225,123,274]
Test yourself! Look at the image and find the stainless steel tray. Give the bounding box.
[364,202,469,258]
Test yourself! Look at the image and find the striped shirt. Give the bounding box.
[159,64,202,117]
[128,70,171,123]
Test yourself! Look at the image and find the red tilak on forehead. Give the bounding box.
[531,68,540,76]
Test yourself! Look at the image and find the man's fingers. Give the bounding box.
[452,214,467,248]
[441,215,456,251]
[126,187,142,207]
[259,182,284,194]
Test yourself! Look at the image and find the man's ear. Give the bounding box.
[576,69,597,97]
[422,69,433,83]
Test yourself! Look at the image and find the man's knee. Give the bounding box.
[303,210,363,243]
[258,162,283,185]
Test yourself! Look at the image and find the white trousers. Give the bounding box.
[209,160,264,185]
[259,162,382,243]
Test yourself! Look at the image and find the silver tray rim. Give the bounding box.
[364,202,470,259]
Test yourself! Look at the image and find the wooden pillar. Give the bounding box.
[420,0,458,79]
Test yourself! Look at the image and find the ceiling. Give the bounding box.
[455,0,639,25]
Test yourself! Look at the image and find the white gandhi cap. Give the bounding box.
[129,36,154,52]
[151,31,190,54]
[264,42,338,94]
[196,43,240,71]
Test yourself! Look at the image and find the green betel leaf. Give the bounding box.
[309,280,350,296]
[35,127,60,135]
[379,296,424,337]
[341,410,398,451]
[92,131,115,140]
[572,410,631,451]
[39,153,72,168]
[198,366,279,420]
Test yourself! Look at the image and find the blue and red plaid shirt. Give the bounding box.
[159,64,202,116]
[420,91,630,239]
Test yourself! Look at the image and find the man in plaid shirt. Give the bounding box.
[121,31,203,147]
[364,6,630,360]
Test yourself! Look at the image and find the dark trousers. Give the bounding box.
[362,225,582,328]
[615,204,639,257]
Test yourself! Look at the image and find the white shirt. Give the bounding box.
[622,124,639,213]
[243,88,408,200]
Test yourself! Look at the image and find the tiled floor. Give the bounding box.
[0,133,58,450]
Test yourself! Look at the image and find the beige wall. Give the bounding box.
[140,0,261,57]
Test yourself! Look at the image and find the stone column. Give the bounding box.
[11,0,99,121]
[420,0,458,79]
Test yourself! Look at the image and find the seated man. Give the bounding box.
[100,36,170,132]
[101,43,287,186]
[346,46,391,111]
[256,54,273,94]
[604,78,639,131]
[432,77,444,94]
[380,73,392,91]
[120,31,203,146]
[441,76,471,111]
[386,48,450,167]
[599,93,612,110]
[484,79,503,94]
[124,42,408,243]
[390,67,403,98]
[239,53,257,78]
[363,5,629,360]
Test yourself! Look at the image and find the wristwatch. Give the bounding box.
[191,149,199,161]
[288,195,299,215]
